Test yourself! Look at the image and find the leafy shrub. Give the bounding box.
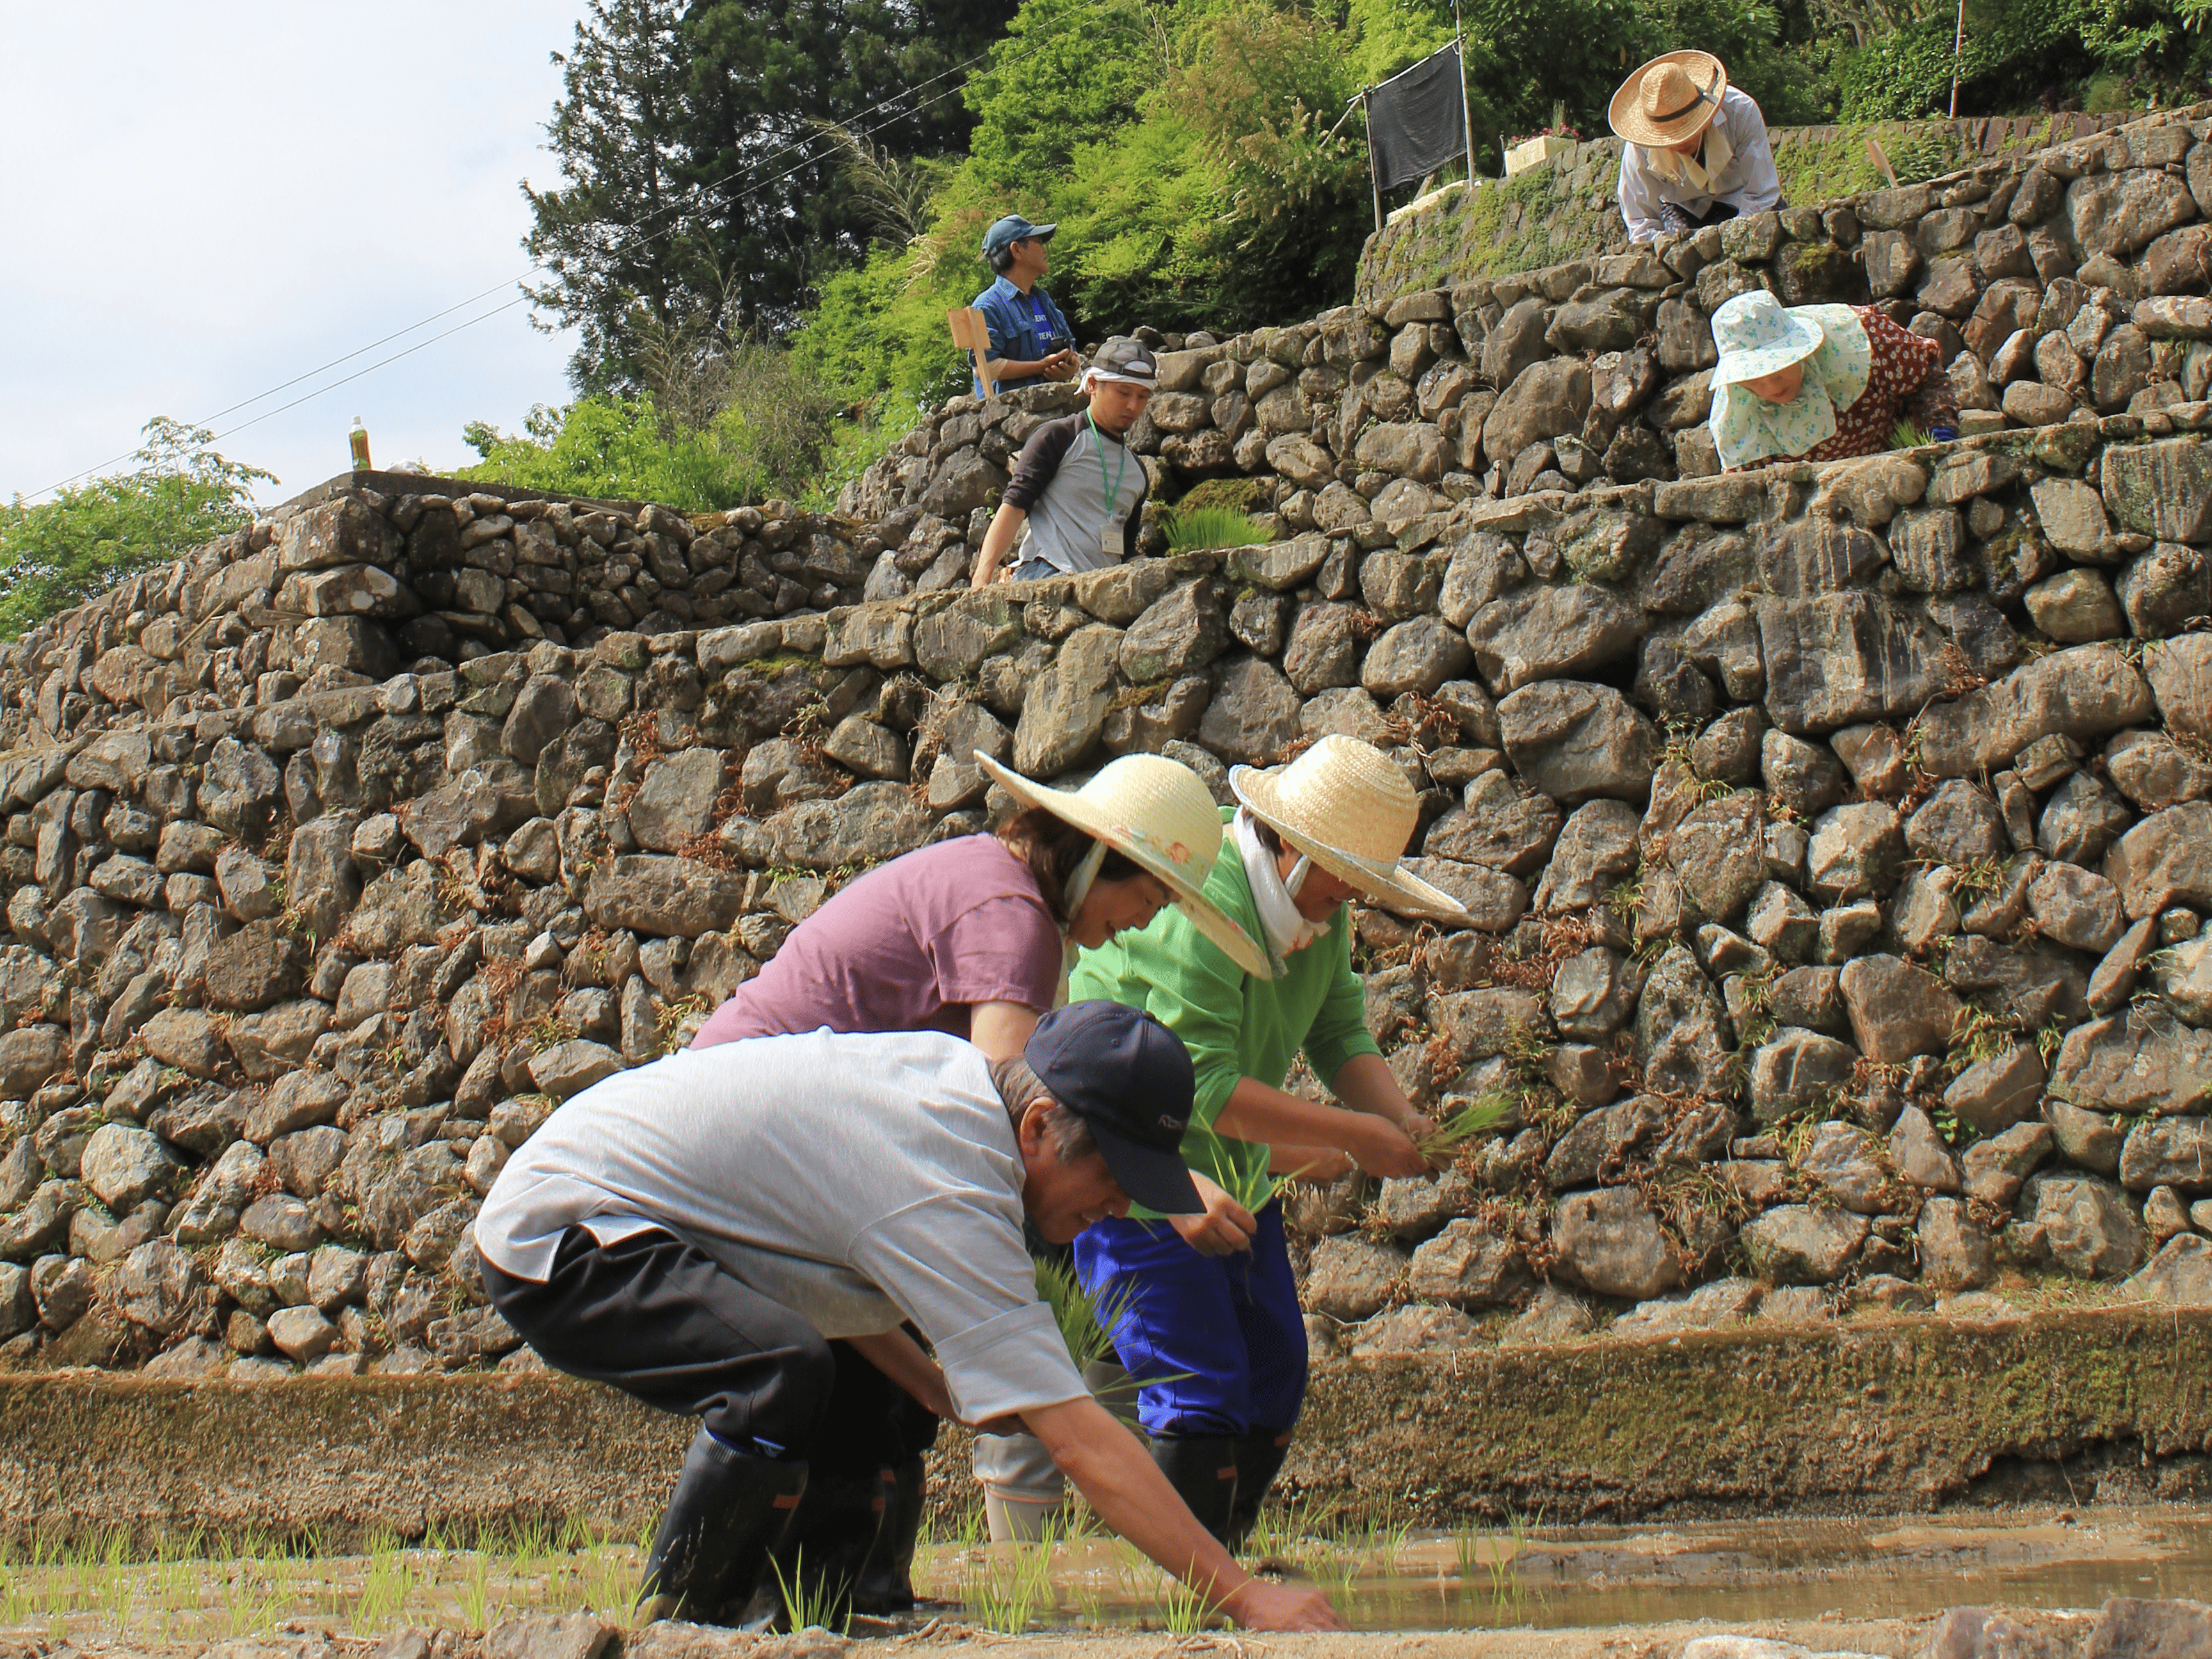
[463,340,848,511]
[0,419,273,637]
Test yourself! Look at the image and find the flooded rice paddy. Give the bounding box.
[3,1506,2209,1642]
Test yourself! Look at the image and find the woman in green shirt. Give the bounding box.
[1070,735,1467,1544]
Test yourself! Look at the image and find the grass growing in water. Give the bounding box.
[769,1547,851,1634]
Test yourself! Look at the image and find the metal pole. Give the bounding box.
[1949,0,1966,117]
[1365,92,1384,232]
[1453,0,1476,183]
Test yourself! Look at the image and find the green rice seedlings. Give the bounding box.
[1413,1093,1512,1162]
[94,1525,138,1639]
[454,1551,497,1632]
[769,1548,852,1635]
[1889,419,1933,451]
[1162,504,1274,554]
[1034,1256,1135,1371]
[1157,1570,1216,1633]
[353,1528,417,1634]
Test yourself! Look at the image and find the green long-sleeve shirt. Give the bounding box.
[1068,808,1381,1212]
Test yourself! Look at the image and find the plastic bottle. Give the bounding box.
[349,416,373,473]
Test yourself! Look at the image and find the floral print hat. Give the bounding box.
[1711,291,1828,387]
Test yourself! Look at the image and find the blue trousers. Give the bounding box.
[1073,1200,1308,1439]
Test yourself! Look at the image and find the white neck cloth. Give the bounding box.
[1644,119,1734,193]
[1233,808,1327,970]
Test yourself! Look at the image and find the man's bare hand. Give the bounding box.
[1349,1116,1430,1178]
[1167,1170,1257,1256]
[1221,1580,1348,1631]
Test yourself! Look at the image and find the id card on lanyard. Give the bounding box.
[1091,411,1127,559]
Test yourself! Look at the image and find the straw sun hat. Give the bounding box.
[975,751,1273,979]
[1229,735,1469,922]
[1608,51,1727,148]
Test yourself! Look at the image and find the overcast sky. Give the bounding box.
[2,3,588,509]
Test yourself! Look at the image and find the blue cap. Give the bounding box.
[1023,1002,1199,1214]
[983,214,1058,261]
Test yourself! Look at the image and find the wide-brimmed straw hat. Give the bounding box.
[976,751,1273,979]
[1228,735,1469,922]
[1609,51,1727,148]
[1710,291,1827,388]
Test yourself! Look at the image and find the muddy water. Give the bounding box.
[920,1508,2212,1632]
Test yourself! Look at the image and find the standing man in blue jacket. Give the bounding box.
[973,215,1079,390]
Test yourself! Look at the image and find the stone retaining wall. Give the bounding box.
[3,105,2212,1387]
[3,1306,2206,1544]
[1352,109,2161,307]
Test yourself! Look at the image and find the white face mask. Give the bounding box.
[1233,809,1329,970]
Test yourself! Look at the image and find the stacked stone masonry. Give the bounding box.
[1351,108,2163,305]
[6,107,2212,1381]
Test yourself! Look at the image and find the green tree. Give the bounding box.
[0,420,273,637]
[524,0,1018,392]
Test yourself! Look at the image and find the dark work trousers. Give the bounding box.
[483,1226,940,1476]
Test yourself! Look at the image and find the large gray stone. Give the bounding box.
[2124,1234,2212,1305]
[1944,1046,2048,1135]
[1423,770,1561,874]
[1361,617,1473,698]
[767,781,933,872]
[1303,1235,1406,1321]
[1175,653,1295,772]
[1839,953,1964,1063]
[629,749,729,852]
[1755,592,1950,736]
[2106,801,2212,918]
[1914,645,2158,776]
[1552,1187,1681,1301]
[1497,681,1657,805]
[1013,624,1122,776]
[1465,586,1640,694]
[1740,1204,1868,1285]
[583,856,749,936]
[1531,800,1640,910]
[1635,944,1735,1098]
[2119,1118,2212,1191]
[2019,1169,2146,1278]
[2102,436,2212,543]
[2053,1013,2212,1115]
[1906,778,2007,867]
[1748,1028,1858,1123]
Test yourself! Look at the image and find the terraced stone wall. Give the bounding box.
[1352,108,2163,307]
[4,390,2212,1384]
[845,106,2212,593]
[7,104,2212,1383]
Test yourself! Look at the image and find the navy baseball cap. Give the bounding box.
[983,214,1057,260]
[1023,1002,1201,1214]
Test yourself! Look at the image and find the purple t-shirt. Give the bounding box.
[691,835,1066,1048]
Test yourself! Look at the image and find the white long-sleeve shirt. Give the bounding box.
[1616,86,1783,244]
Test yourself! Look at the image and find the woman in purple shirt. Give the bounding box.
[693,751,1267,1061]
[687,749,1268,1620]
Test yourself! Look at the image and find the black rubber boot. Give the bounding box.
[1226,1429,1292,1554]
[1150,1434,1240,1544]
[853,1456,926,1614]
[748,1469,889,1630]
[638,1429,808,1625]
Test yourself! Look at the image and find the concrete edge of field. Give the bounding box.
[4,1304,2209,1546]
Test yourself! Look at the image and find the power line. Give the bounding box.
[23,0,1128,504]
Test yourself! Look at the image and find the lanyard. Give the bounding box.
[1089,411,1127,517]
